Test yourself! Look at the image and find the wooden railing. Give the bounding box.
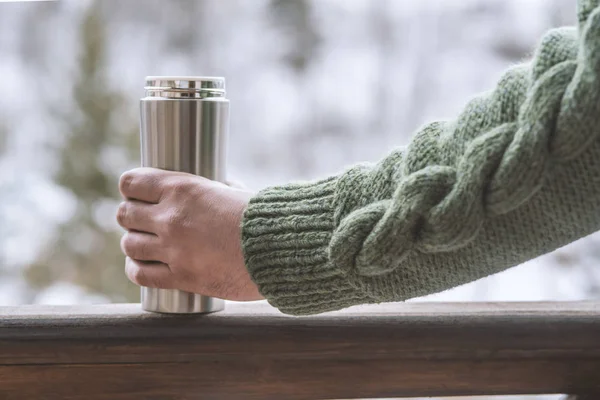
[1,301,599,399]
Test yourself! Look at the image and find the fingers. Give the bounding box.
[125,257,173,289]
[117,200,158,233]
[120,231,164,262]
[119,168,173,203]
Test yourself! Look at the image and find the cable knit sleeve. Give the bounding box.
[241,0,600,315]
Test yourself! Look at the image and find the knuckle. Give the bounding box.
[165,208,188,230]
[121,234,153,261]
[166,177,194,199]
[126,260,161,288]
[170,181,188,198]
[116,202,128,226]
[155,213,171,234]
[119,171,135,195]
[130,265,150,286]
[120,233,134,256]
[125,259,142,285]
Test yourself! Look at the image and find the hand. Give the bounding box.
[116,167,263,301]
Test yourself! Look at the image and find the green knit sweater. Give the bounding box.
[241,0,600,315]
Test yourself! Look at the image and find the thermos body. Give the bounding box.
[138,76,228,313]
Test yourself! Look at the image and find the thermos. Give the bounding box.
[138,76,228,314]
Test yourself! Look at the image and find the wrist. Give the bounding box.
[241,177,371,315]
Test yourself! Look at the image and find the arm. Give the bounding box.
[116,0,600,316]
[242,0,600,315]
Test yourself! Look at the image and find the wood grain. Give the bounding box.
[0,301,598,399]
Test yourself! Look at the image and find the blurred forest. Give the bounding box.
[0,0,598,312]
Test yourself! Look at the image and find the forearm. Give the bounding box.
[242,1,600,315]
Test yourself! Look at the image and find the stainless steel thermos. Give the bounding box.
[138,76,228,313]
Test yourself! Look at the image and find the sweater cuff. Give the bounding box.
[241,177,371,315]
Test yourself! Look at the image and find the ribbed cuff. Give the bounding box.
[241,177,371,315]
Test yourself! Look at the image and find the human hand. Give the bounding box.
[116,167,263,301]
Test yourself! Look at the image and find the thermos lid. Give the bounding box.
[144,76,226,98]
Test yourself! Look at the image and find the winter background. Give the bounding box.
[0,0,598,398]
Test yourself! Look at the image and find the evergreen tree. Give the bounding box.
[25,0,139,301]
